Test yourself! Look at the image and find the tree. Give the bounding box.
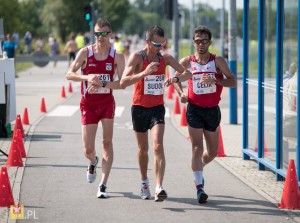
[0,0,21,35]
[40,0,92,42]
[98,0,130,33]
[122,0,171,36]
[19,0,44,37]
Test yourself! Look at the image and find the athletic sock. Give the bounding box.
[194,171,203,187]
[141,179,149,185]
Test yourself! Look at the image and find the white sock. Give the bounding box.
[194,171,203,186]
[141,179,149,185]
[155,185,162,192]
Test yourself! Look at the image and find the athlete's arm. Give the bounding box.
[66,47,101,86]
[163,55,191,103]
[214,56,237,88]
[104,51,125,89]
[120,52,159,88]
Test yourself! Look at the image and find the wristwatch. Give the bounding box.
[174,76,179,83]
[102,81,108,87]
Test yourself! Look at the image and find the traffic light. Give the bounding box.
[164,0,173,20]
[84,4,92,22]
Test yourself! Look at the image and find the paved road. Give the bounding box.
[17,87,294,223]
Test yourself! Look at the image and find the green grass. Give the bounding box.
[15,62,34,73]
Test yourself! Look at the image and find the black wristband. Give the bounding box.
[174,76,179,83]
[102,81,108,88]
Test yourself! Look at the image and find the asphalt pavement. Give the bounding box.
[0,59,300,223]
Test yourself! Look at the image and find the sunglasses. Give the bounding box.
[151,40,167,47]
[94,32,111,37]
[194,39,210,45]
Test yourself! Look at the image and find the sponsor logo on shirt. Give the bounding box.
[106,63,112,71]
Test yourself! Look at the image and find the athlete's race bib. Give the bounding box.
[192,73,216,94]
[88,74,110,94]
[144,74,165,95]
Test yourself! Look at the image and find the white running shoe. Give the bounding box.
[97,184,108,198]
[155,186,167,202]
[86,156,99,183]
[140,183,151,200]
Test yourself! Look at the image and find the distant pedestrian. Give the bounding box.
[2,33,18,77]
[35,37,45,52]
[50,38,59,67]
[75,32,85,49]
[24,31,32,54]
[283,62,297,87]
[48,33,55,48]
[2,34,17,59]
[164,25,237,204]
[113,35,124,54]
[283,71,297,138]
[63,33,78,67]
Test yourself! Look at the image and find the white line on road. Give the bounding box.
[165,107,170,118]
[47,105,79,117]
[46,105,170,118]
[115,106,125,117]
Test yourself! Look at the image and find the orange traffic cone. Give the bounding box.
[278,160,300,209]
[0,166,15,207]
[40,97,47,113]
[6,137,23,167]
[254,132,270,156]
[173,96,181,114]
[68,82,73,93]
[61,86,66,98]
[15,129,26,158]
[22,108,30,125]
[13,115,25,138]
[180,106,187,126]
[217,125,226,157]
[167,84,174,99]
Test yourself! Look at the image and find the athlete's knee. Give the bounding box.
[153,143,163,153]
[84,147,95,156]
[192,146,203,156]
[102,139,113,149]
[207,148,218,158]
[138,145,149,155]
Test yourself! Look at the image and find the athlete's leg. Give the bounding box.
[135,131,149,181]
[188,126,205,171]
[202,128,219,164]
[150,124,165,186]
[100,118,114,184]
[82,124,98,164]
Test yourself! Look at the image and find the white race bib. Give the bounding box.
[88,74,111,94]
[192,73,216,94]
[144,74,165,95]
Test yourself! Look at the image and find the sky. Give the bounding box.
[178,0,243,10]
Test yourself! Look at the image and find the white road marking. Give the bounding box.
[165,107,170,118]
[47,105,79,117]
[115,106,125,117]
[46,105,170,118]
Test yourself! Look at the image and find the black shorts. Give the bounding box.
[69,52,76,61]
[131,105,165,133]
[186,103,221,132]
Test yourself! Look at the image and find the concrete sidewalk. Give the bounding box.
[0,60,300,222]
